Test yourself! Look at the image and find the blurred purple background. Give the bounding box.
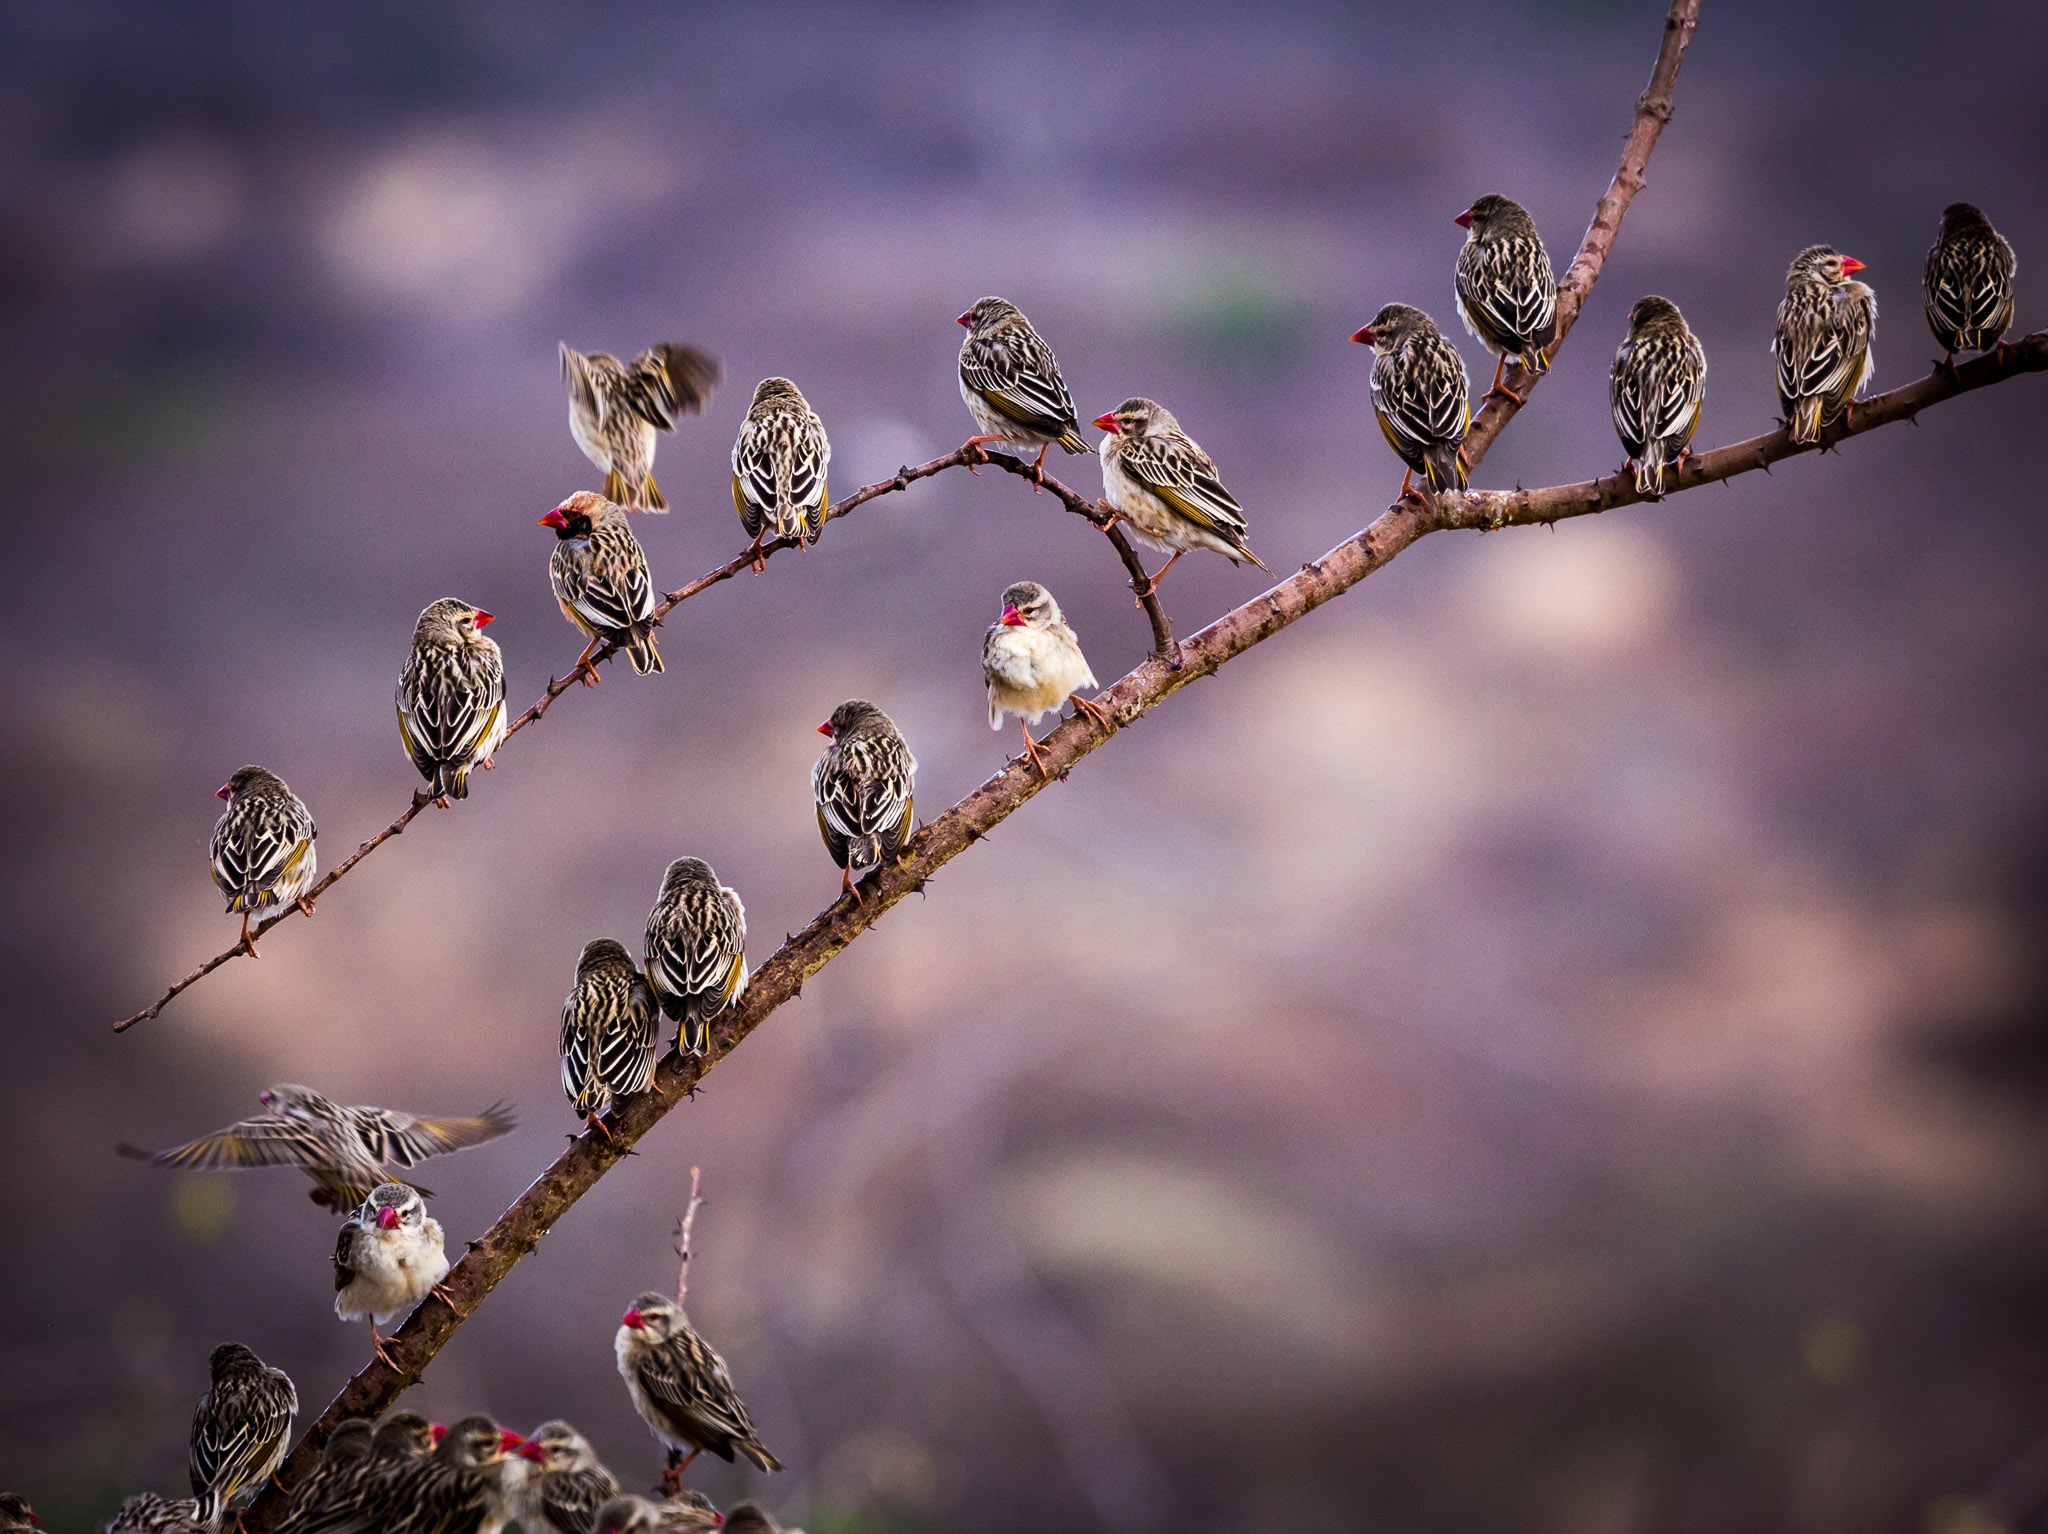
[5,2,2048,1530]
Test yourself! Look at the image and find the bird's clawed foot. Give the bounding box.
[1133,552,1183,606]
[239,915,260,958]
[1030,445,1049,490]
[431,1281,469,1316]
[586,1112,615,1144]
[1095,500,1122,531]
[370,1327,403,1372]
[1072,694,1113,731]
[1017,723,1050,779]
[842,867,865,907]
[961,437,1001,475]
[296,896,317,918]
[746,535,767,575]
[1481,382,1528,406]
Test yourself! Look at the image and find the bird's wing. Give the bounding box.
[1117,431,1250,544]
[142,1116,338,1175]
[637,1332,760,1448]
[352,1102,517,1168]
[332,1218,363,1289]
[192,1372,295,1503]
[1775,289,1864,403]
[399,641,505,767]
[646,889,746,1004]
[960,329,1079,439]
[624,344,721,430]
[1458,237,1556,349]
[562,345,608,430]
[541,1467,621,1534]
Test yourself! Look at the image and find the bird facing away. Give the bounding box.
[316,1413,437,1534]
[722,1503,804,1534]
[617,1291,784,1483]
[397,598,506,805]
[0,1496,33,1532]
[813,700,916,903]
[982,581,1108,776]
[560,938,660,1135]
[1453,193,1558,401]
[594,1494,724,1534]
[1773,245,1877,445]
[121,1082,516,1212]
[1352,303,1471,498]
[643,859,748,1057]
[102,1495,210,1534]
[273,1417,375,1534]
[731,378,830,570]
[515,1420,621,1534]
[540,492,663,682]
[386,1416,527,1534]
[1924,202,2016,365]
[561,341,721,511]
[1095,397,1268,597]
[333,1183,453,1370]
[189,1341,298,1529]
[956,296,1091,479]
[209,765,317,955]
[1610,295,1707,498]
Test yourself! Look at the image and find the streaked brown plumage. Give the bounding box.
[812,700,916,903]
[722,1504,802,1534]
[189,1341,298,1530]
[1610,295,1707,498]
[515,1421,621,1534]
[560,938,659,1135]
[103,1495,209,1534]
[731,378,829,570]
[562,342,721,511]
[643,859,748,1057]
[309,1413,437,1534]
[982,581,1105,775]
[1351,303,1470,498]
[1773,245,1877,445]
[1454,193,1558,402]
[1924,202,2016,365]
[209,764,317,953]
[383,1415,526,1534]
[273,1418,375,1534]
[0,1495,36,1532]
[617,1292,783,1478]
[540,491,663,681]
[957,296,1090,479]
[594,1493,723,1534]
[397,598,506,804]
[1094,397,1267,597]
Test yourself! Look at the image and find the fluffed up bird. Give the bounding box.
[210,766,317,955]
[189,1341,297,1530]
[540,492,663,682]
[644,859,748,1058]
[1454,194,1558,402]
[560,939,660,1136]
[333,1183,453,1370]
[731,379,829,571]
[983,581,1107,776]
[957,296,1090,482]
[617,1291,783,1489]
[103,1495,209,1534]
[1610,296,1707,498]
[121,1082,516,1212]
[273,1418,375,1534]
[813,701,916,904]
[1925,203,2016,369]
[392,1416,527,1534]
[398,599,506,805]
[1094,398,1268,597]
[0,1494,37,1530]
[1774,245,1877,445]
[515,1421,621,1534]
[1352,304,1471,498]
[593,1494,723,1534]
[562,342,722,511]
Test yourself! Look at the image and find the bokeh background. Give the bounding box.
[5,2,2048,1530]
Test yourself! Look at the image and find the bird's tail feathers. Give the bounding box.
[1423,443,1470,493]
[1789,396,1824,445]
[628,627,663,676]
[603,468,629,503]
[1634,445,1670,499]
[850,833,882,871]
[675,1012,708,1057]
[1521,344,1552,376]
[193,1490,225,1532]
[1057,429,1090,454]
[740,1442,784,1474]
[642,475,669,512]
[1239,545,1271,574]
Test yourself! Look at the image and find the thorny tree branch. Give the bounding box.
[234,2,1725,1513]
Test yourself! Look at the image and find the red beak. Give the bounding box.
[377,1205,400,1230]
[622,1307,646,1329]
[1454,209,1474,230]
[519,1440,546,1462]
[258,1091,273,1107]
[498,1429,525,1454]
[539,509,568,529]
[1091,413,1117,433]
[1000,604,1024,626]
[472,609,494,629]
[956,310,972,327]
[1840,256,1866,276]
[1350,326,1375,345]
[215,782,232,800]
[816,721,835,738]
[429,1423,447,1445]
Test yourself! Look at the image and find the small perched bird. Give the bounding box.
[643,859,748,1057]
[0,1494,37,1530]
[956,296,1090,480]
[334,1183,453,1370]
[731,379,830,570]
[540,492,663,682]
[1773,245,1877,445]
[397,598,506,805]
[387,1417,527,1534]
[1924,202,2016,367]
[560,939,660,1135]
[1352,304,1471,498]
[274,1418,376,1534]
[515,1421,621,1534]
[189,1341,298,1529]
[813,701,916,903]
[593,1494,722,1534]
[982,582,1107,775]
[122,1082,516,1212]
[561,342,721,511]
[102,1495,209,1534]
[1453,194,1558,402]
[1094,398,1268,596]
[209,766,318,955]
[314,1413,438,1534]
[723,1504,802,1534]
[1609,295,1707,498]
[617,1292,783,1487]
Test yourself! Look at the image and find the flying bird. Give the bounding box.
[644,859,748,1057]
[562,342,721,511]
[1773,245,1877,445]
[982,581,1107,776]
[560,939,660,1136]
[189,1341,298,1531]
[540,492,663,682]
[1924,202,2016,368]
[812,701,916,903]
[617,1291,783,1493]
[1610,295,1707,498]
[397,598,506,805]
[1351,304,1471,499]
[956,296,1090,482]
[1453,193,1558,402]
[731,379,830,571]
[334,1184,452,1371]
[1094,397,1267,597]
[515,1421,621,1534]
[209,765,317,955]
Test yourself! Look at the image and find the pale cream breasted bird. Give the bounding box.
[209,765,317,955]
[189,1341,297,1530]
[982,581,1109,776]
[333,1183,453,1371]
[540,492,663,683]
[956,296,1091,483]
[397,599,506,806]
[1094,397,1268,597]
[617,1291,783,1487]
[731,379,829,571]
[561,342,721,511]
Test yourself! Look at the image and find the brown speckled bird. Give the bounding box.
[1610,296,1707,498]
[310,1413,437,1534]
[1094,398,1267,596]
[0,1495,35,1532]
[1351,304,1470,498]
[643,859,748,1057]
[273,1418,375,1534]
[593,1494,723,1534]
[560,939,660,1135]
[386,1416,526,1534]
[103,1495,210,1534]
[617,1292,783,1486]
[956,296,1090,481]
[722,1504,802,1534]
[731,379,829,570]
[1773,245,1877,444]
[562,342,721,511]
[1454,194,1558,402]
[189,1341,298,1530]
[515,1422,621,1534]
[209,765,317,954]
[540,492,663,682]
[813,700,916,903]
[397,599,506,804]
[982,581,1107,776]
[1924,202,2016,368]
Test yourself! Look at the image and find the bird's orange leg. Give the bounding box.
[572,638,604,688]
[842,867,864,906]
[1095,499,1122,530]
[369,1322,403,1372]
[1030,443,1049,489]
[1018,719,1049,778]
[240,913,259,958]
[586,1112,615,1144]
[746,532,768,575]
[1480,353,1527,405]
[662,1447,703,1495]
[1133,551,1183,603]
[961,436,1004,475]
[1071,694,1113,730]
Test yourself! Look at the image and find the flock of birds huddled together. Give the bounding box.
[56,193,2022,1533]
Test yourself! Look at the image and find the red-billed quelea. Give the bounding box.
[617,1291,783,1488]
[333,1183,452,1370]
[398,599,506,805]
[1773,245,1877,444]
[1453,194,1558,403]
[1352,304,1471,499]
[956,296,1090,482]
[103,1495,209,1534]
[731,379,829,571]
[982,582,1108,776]
[594,1493,723,1534]
[209,766,317,955]
[313,1412,437,1534]
[1610,296,1707,498]
[561,341,721,511]
[560,939,660,1136]
[1924,203,2016,368]
[723,1503,802,1534]
[189,1341,297,1529]
[121,1082,515,1213]
[1095,398,1268,596]
[386,1416,527,1534]
[515,1421,621,1534]
[643,859,748,1058]
[813,701,915,904]
[273,1417,375,1534]
[539,492,662,683]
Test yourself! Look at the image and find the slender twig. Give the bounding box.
[674,1166,702,1309]
[236,4,1719,1513]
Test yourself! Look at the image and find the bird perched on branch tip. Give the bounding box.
[1352,303,1471,499]
[562,341,721,511]
[210,765,317,955]
[540,492,663,683]
[1610,295,1706,498]
[617,1291,783,1491]
[813,701,916,904]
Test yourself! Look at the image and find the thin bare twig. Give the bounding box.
[674,1165,702,1309]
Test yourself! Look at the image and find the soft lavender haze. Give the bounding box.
[4,3,2048,1531]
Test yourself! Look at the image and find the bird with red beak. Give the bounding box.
[616,1290,782,1495]
[981,580,1107,777]
[1772,244,1877,444]
[1093,397,1268,597]
[207,764,317,954]
[396,597,506,806]
[332,1182,452,1372]
[956,296,1091,483]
